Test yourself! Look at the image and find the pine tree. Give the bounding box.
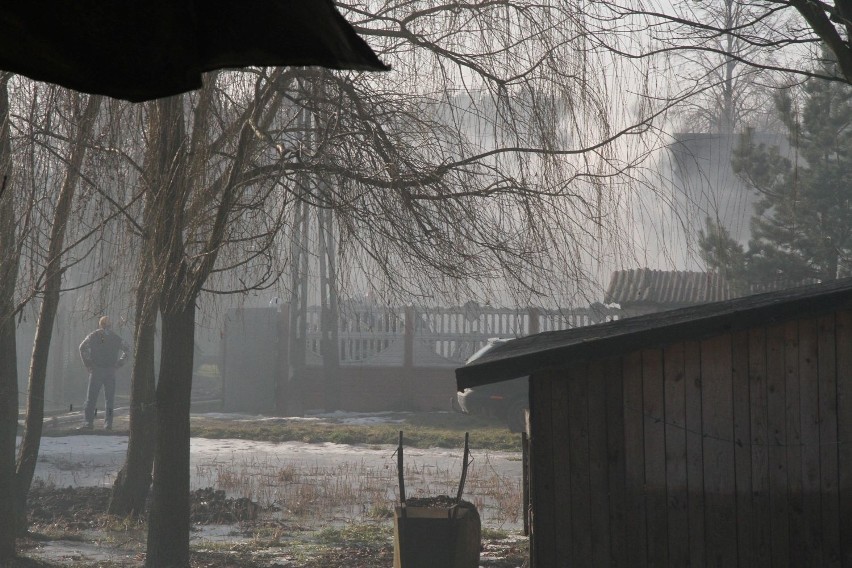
[697,217,747,292]
[725,57,852,284]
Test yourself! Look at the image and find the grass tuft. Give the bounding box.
[315,523,392,547]
[189,412,520,452]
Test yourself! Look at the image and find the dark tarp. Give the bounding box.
[0,0,388,102]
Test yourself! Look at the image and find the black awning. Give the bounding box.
[0,0,388,102]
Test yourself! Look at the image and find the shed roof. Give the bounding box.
[604,268,733,306]
[456,276,852,389]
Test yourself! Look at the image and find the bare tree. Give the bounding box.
[0,71,18,563]
[100,61,298,528]
[14,92,102,529]
[105,67,296,529]
[317,194,341,411]
[0,83,136,548]
[667,0,781,133]
[208,0,675,414]
[5,2,698,565]
[592,0,852,86]
[787,0,852,83]
[107,100,172,517]
[246,1,666,313]
[98,69,295,565]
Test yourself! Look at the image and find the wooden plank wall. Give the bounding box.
[530,308,852,567]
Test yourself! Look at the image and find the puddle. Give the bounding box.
[26,536,143,566]
[191,523,252,544]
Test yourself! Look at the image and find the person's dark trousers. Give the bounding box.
[83,367,116,428]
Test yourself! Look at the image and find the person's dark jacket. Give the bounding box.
[79,329,128,369]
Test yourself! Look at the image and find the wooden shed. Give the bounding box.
[456,278,852,567]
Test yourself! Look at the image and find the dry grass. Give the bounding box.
[29,411,528,566]
[193,450,522,529]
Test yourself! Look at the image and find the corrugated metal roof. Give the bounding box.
[605,269,733,306]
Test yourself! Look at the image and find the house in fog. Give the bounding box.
[668,131,790,247]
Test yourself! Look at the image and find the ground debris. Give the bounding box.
[404,495,471,508]
[190,487,262,523]
[26,483,264,527]
[27,483,111,526]
[18,483,527,567]
[295,544,394,567]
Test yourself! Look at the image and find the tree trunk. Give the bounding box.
[109,134,163,517]
[145,298,195,568]
[287,199,307,417]
[13,287,59,528]
[108,280,158,516]
[0,307,16,558]
[142,83,266,566]
[0,73,18,562]
[143,94,193,566]
[15,94,101,530]
[318,204,341,411]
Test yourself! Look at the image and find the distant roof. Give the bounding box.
[457,277,852,389]
[605,268,733,306]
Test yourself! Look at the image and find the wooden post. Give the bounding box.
[404,306,414,368]
[275,304,290,415]
[402,306,414,406]
[456,432,470,504]
[522,429,530,536]
[527,307,540,336]
[397,431,406,504]
[221,316,228,411]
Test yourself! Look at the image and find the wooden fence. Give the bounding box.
[304,303,622,366]
[224,303,622,413]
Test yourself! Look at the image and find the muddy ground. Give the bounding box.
[12,483,528,567]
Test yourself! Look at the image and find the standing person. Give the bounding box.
[79,316,129,430]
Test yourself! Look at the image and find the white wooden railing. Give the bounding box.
[303,303,622,366]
